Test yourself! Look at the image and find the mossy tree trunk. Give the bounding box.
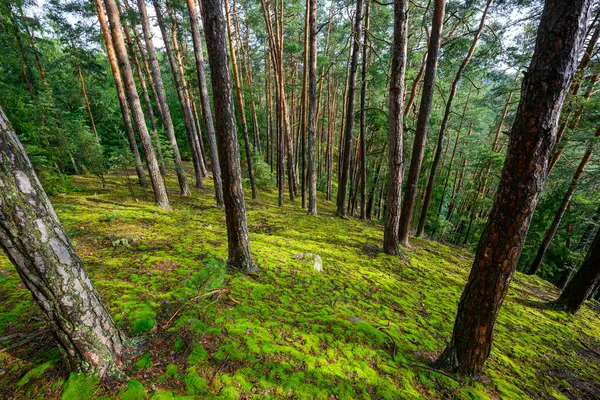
[201,0,257,273]
[553,225,600,313]
[435,0,593,376]
[383,0,408,255]
[0,107,128,378]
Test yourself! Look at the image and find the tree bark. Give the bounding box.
[416,0,492,237]
[136,0,192,195]
[224,0,257,200]
[398,0,445,247]
[0,107,129,378]
[528,126,600,275]
[184,0,224,206]
[153,0,204,189]
[104,0,170,210]
[93,0,147,188]
[435,0,592,376]
[120,7,168,180]
[306,0,318,215]
[382,0,408,254]
[336,0,364,217]
[201,0,256,272]
[358,2,370,219]
[553,225,600,313]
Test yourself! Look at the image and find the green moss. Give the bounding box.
[61,373,99,400]
[132,352,152,372]
[16,359,59,388]
[118,379,146,400]
[184,367,208,395]
[0,171,598,399]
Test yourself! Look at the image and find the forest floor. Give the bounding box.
[1,169,600,400]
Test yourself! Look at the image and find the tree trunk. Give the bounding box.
[528,126,599,275]
[359,2,370,219]
[136,0,192,195]
[77,65,99,141]
[306,0,318,215]
[0,107,129,378]
[104,0,170,210]
[398,0,446,247]
[336,0,364,217]
[435,0,592,376]
[153,0,204,189]
[93,0,147,188]
[224,0,257,200]
[201,0,256,273]
[120,9,168,180]
[417,0,492,237]
[382,0,409,254]
[553,225,600,313]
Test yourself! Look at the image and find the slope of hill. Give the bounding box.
[1,173,599,399]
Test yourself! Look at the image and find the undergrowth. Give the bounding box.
[0,167,599,399]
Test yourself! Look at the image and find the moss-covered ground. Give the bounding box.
[1,170,600,399]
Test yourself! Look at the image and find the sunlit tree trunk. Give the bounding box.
[435,0,592,375]
[120,10,168,180]
[93,0,147,187]
[153,0,204,189]
[136,0,191,195]
[104,0,170,209]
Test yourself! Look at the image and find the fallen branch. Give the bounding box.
[162,288,236,330]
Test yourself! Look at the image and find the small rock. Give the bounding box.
[294,253,323,272]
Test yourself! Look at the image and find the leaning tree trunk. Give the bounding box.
[553,225,600,313]
[435,0,592,376]
[0,107,129,378]
[336,0,363,217]
[528,125,599,275]
[93,0,146,188]
[306,0,317,215]
[201,0,256,273]
[104,0,171,210]
[153,0,204,190]
[382,0,409,255]
[398,0,446,247]
[416,0,492,237]
[184,0,224,207]
[136,0,191,196]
